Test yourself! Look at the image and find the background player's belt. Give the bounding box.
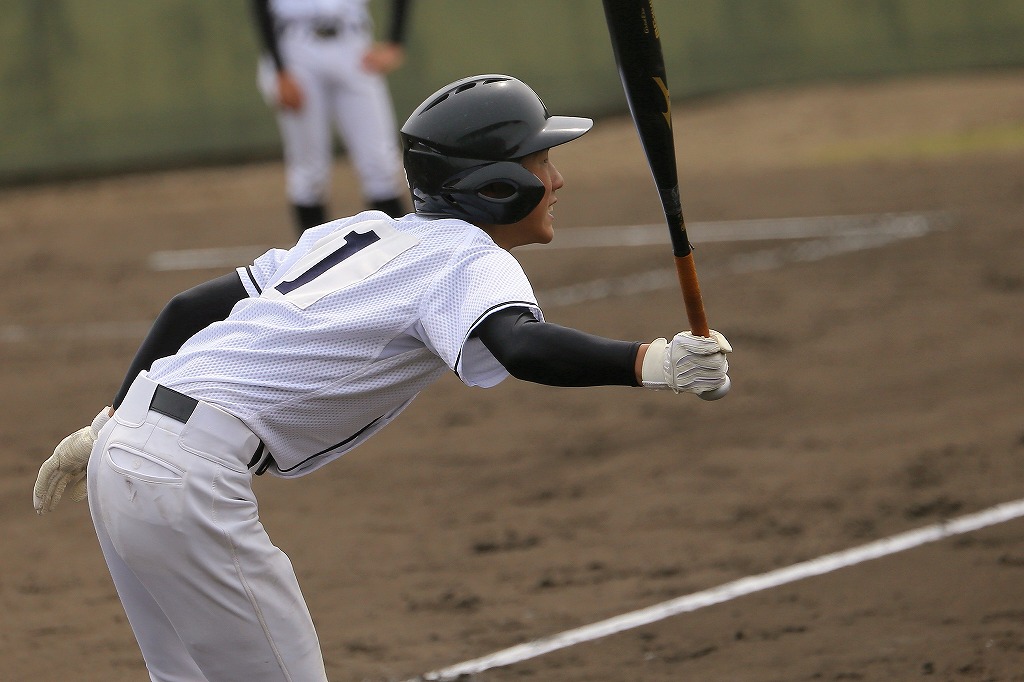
[279,19,369,40]
[312,22,340,38]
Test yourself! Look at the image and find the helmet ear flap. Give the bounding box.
[444,162,545,225]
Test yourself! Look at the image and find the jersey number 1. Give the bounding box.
[268,221,420,309]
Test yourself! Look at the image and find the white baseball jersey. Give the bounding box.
[147,212,542,477]
[268,0,369,22]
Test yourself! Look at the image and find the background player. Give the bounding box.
[32,74,731,681]
[252,0,412,235]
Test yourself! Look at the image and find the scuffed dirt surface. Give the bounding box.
[3,69,1024,681]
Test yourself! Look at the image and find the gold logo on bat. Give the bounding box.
[649,1,660,39]
[654,76,671,128]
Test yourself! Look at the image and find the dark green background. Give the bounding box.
[3,0,1023,183]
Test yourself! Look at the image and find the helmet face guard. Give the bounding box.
[401,75,592,224]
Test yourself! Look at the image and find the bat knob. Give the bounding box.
[698,375,731,401]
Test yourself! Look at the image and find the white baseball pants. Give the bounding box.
[257,25,404,206]
[88,373,328,681]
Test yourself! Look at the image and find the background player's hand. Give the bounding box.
[276,71,304,111]
[33,407,111,515]
[641,330,732,397]
[362,42,405,74]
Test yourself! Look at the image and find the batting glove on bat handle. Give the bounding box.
[697,374,731,401]
[641,331,732,398]
[33,407,111,515]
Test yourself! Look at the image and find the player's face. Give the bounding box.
[512,149,564,247]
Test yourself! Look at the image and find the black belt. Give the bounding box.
[312,22,340,38]
[149,384,272,475]
[279,19,369,40]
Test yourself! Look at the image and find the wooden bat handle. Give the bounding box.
[601,0,714,341]
[667,209,709,337]
[674,253,709,337]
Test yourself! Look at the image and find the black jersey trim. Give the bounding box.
[242,266,262,294]
[277,415,384,473]
[454,301,538,376]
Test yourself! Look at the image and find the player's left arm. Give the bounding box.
[387,0,412,45]
[362,0,412,74]
[475,307,730,394]
[474,307,641,387]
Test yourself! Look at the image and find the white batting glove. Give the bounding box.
[642,330,732,398]
[33,407,111,515]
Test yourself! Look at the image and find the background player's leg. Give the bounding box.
[293,202,327,231]
[276,69,334,235]
[258,49,333,236]
[278,94,332,233]
[332,65,406,217]
[367,196,406,217]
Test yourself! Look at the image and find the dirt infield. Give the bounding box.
[3,69,1024,681]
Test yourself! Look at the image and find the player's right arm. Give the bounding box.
[111,274,248,409]
[251,0,284,71]
[250,0,303,109]
[34,273,247,514]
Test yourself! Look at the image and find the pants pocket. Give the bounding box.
[98,442,188,545]
[105,444,185,485]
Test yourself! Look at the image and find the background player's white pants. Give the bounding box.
[88,374,328,682]
[258,26,404,206]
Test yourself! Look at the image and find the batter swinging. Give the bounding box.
[33,75,732,681]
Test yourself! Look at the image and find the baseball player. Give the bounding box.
[252,0,412,235]
[33,74,732,681]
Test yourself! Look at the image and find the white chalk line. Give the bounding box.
[0,321,152,345]
[2,212,948,344]
[145,211,947,271]
[537,211,942,307]
[410,497,1024,681]
[527,210,947,250]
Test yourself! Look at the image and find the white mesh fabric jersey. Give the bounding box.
[147,212,542,477]
[268,0,368,23]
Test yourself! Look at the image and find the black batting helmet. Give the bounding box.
[400,74,593,225]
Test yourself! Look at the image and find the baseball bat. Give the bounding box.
[602,0,729,400]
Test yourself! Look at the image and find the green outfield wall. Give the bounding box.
[3,0,1024,183]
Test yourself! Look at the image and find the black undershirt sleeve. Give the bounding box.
[251,0,285,71]
[112,274,249,409]
[388,0,412,45]
[474,307,642,388]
